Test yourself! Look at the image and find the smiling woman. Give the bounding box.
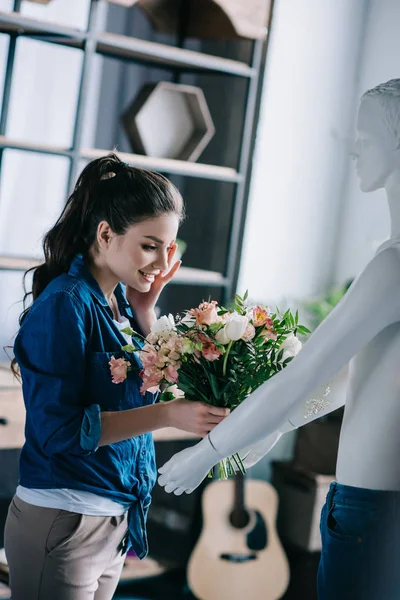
[5,153,231,600]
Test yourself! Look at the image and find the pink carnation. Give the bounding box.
[164,363,180,384]
[191,300,220,326]
[202,342,223,362]
[109,356,129,384]
[140,365,163,394]
[140,345,159,369]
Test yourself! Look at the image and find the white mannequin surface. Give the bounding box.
[158,79,400,496]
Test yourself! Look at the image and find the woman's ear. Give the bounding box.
[96,220,114,249]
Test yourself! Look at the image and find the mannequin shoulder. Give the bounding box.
[357,245,400,298]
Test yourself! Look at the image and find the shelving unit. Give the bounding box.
[0,11,256,77]
[0,0,273,304]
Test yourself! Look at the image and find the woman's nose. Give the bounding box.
[152,251,169,272]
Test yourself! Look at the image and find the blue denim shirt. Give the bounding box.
[13,254,157,558]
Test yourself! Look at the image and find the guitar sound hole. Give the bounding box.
[229,508,250,529]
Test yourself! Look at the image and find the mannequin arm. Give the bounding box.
[158,247,400,493]
[241,364,348,468]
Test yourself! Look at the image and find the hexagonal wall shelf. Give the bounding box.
[106,0,271,40]
[122,82,215,162]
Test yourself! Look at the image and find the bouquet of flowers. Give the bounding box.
[109,293,310,479]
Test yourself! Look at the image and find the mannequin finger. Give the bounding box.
[165,482,178,494]
[174,487,185,496]
[158,473,171,486]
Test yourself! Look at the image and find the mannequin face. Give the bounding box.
[354,97,398,192]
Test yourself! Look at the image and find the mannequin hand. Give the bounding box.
[126,243,181,332]
[158,437,220,495]
[241,431,283,469]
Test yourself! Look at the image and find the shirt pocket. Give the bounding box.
[85,350,143,411]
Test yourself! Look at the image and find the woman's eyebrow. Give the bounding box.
[143,235,164,244]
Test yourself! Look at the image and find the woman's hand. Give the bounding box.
[166,399,230,438]
[126,243,181,334]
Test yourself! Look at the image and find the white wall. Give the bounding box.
[335,0,400,283]
[238,0,369,307]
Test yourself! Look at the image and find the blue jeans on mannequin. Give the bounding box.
[318,481,400,600]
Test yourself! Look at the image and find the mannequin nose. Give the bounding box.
[351,139,361,160]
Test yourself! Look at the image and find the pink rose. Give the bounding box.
[202,342,223,362]
[252,306,270,327]
[164,363,180,384]
[109,356,129,384]
[242,323,256,342]
[191,301,220,326]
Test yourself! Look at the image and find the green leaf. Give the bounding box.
[159,391,175,402]
[120,326,135,336]
[121,344,136,353]
[208,372,222,400]
[297,325,311,335]
[282,356,294,366]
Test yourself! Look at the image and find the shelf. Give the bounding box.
[0,138,241,183]
[0,11,255,78]
[0,11,85,46]
[172,266,227,287]
[0,254,40,271]
[96,32,255,77]
[0,135,73,157]
[81,148,242,182]
[0,255,228,287]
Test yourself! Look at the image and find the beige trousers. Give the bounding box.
[4,496,128,600]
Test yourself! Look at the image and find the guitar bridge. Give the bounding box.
[219,553,257,563]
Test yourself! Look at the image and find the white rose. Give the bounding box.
[279,333,302,363]
[225,314,249,342]
[165,385,185,399]
[151,314,175,335]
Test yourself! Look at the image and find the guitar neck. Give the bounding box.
[230,472,249,528]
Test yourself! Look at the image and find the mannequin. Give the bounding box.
[158,79,400,599]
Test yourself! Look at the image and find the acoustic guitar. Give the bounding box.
[187,473,289,600]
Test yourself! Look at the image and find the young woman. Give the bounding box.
[4,153,229,600]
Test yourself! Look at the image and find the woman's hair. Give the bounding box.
[19,153,184,324]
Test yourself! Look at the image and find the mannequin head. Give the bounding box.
[355,79,400,192]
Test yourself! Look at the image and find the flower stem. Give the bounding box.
[222,340,233,377]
